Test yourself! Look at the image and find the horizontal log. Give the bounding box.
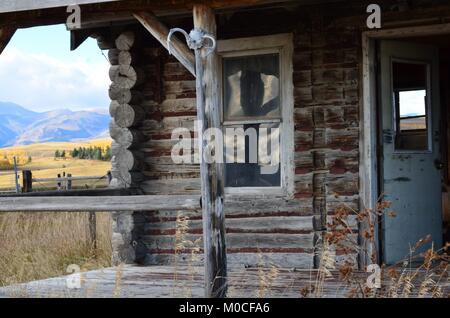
[32,176,106,182]
[0,188,134,197]
[114,103,145,128]
[109,86,144,105]
[144,233,314,250]
[0,195,200,212]
[115,31,135,51]
[94,34,114,50]
[146,216,314,233]
[109,65,144,89]
[109,120,143,148]
[144,253,314,268]
[108,49,120,65]
[118,50,136,65]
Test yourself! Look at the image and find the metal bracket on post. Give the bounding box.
[167,27,216,58]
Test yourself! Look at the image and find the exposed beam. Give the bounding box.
[0,0,302,29]
[0,0,121,13]
[0,26,16,55]
[193,4,227,298]
[0,0,297,14]
[133,11,196,77]
[70,29,93,51]
[0,195,201,212]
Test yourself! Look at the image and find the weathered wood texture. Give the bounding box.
[119,6,361,270]
[0,195,200,212]
[1,265,448,298]
[133,11,196,76]
[192,4,227,298]
[106,30,147,189]
[96,3,366,270]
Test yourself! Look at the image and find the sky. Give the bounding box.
[0,24,110,112]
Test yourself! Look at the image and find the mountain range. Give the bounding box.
[0,102,110,147]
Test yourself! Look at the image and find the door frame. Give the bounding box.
[360,23,450,267]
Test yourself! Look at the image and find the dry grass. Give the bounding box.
[306,200,450,298]
[0,212,112,287]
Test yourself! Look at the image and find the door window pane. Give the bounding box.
[223,54,280,120]
[392,61,429,151]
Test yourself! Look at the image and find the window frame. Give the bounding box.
[390,57,433,153]
[217,33,294,197]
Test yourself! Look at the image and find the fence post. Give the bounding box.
[67,173,72,190]
[22,170,32,193]
[57,173,61,190]
[88,212,97,251]
[13,156,20,193]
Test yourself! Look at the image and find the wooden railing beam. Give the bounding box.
[0,195,200,212]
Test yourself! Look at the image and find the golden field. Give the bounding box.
[0,139,112,191]
[0,139,113,287]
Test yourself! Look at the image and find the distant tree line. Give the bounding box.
[69,146,112,161]
[54,150,66,158]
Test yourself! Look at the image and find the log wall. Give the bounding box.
[106,0,450,269]
[101,11,361,269]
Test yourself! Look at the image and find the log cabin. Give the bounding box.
[1,0,450,297]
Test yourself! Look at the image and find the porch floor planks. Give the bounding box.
[0,265,448,298]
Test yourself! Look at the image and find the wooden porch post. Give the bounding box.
[193,4,227,298]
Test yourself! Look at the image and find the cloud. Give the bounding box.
[0,48,110,112]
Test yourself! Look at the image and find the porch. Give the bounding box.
[0,265,448,298]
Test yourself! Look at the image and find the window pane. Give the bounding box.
[399,116,426,131]
[392,61,429,151]
[224,123,280,187]
[223,54,280,120]
[399,90,426,118]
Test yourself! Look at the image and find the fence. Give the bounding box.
[14,170,112,249]
[22,170,112,193]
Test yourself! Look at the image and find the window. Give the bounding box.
[392,60,431,151]
[218,34,294,195]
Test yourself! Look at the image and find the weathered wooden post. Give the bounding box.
[192,4,227,298]
[57,173,62,190]
[88,212,97,251]
[67,173,72,190]
[136,5,226,298]
[13,156,20,193]
[22,170,32,193]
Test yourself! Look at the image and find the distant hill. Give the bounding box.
[0,102,109,147]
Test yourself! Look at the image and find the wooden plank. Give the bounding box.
[2,265,446,298]
[0,0,299,14]
[0,0,121,13]
[193,4,227,298]
[133,11,196,77]
[144,233,314,250]
[0,26,15,55]
[32,176,106,182]
[146,216,314,232]
[146,253,314,268]
[2,188,133,197]
[0,195,200,212]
